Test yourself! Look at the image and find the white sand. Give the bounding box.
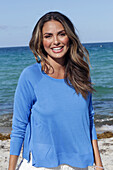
[0,139,22,170]
[89,137,113,170]
[0,138,113,170]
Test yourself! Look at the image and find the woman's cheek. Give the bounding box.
[61,36,69,46]
[43,39,51,49]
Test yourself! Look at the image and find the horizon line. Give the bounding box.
[0,41,113,49]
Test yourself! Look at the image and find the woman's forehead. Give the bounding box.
[42,20,65,34]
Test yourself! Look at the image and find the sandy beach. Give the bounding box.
[0,132,113,170]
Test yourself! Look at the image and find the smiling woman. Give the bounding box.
[8,11,104,170]
[42,20,69,79]
[42,20,69,59]
[29,12,95,98]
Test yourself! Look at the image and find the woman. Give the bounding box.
[8,12,104,170]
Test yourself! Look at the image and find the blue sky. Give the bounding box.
[0,0,113,47]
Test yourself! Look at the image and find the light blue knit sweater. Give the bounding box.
[10,62,97,168]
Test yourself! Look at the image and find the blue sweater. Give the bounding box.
[10,62,97,168]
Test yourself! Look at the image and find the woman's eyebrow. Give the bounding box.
[43,33,53,35]
[43,30,65,35]
[57,30,65,34]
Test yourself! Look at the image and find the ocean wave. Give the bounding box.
[95,117,113,122]
[0,113,12,127]
[96,125,113,133]
[94,114,113,128]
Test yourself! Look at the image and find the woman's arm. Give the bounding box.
[8,155,18,170]
[88,93,104,169]
[9,68,36,169]
[92,139,104,170]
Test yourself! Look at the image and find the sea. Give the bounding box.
[0,42,113,133]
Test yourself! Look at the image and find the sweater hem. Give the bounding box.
[23,151,94,169]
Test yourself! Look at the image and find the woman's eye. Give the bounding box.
[44,35,51,38]
[60,33,66,36]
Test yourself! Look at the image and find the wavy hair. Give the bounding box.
[29,11,95,99]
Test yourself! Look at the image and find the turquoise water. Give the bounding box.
[0,42,113,131]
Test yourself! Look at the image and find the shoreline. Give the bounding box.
[1,113,113,135]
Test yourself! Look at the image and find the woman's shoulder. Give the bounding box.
[21,62,41,75]
[22,62,40,74]
[18,62,42,84]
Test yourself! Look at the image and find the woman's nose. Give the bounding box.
[53,36,60,45]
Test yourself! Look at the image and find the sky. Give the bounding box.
[0,0,113,47]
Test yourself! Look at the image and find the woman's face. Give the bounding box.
[42,20,69,60]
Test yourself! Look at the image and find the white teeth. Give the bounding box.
[52,47,63,51]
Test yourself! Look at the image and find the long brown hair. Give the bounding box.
[29,11,95,99]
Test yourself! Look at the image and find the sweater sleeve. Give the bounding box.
[89,93,97,140]
[10,68,35,155]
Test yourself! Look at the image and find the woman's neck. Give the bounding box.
[41,60,65,79]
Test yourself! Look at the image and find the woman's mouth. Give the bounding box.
[51,46,64,53]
